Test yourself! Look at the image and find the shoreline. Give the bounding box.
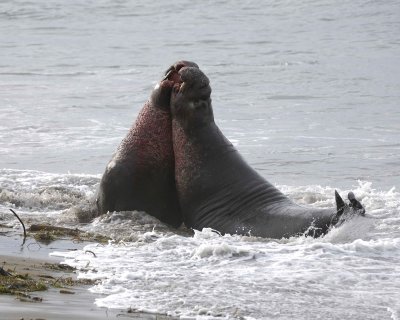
[0,228,176,320]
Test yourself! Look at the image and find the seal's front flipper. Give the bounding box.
[348,192,365,216]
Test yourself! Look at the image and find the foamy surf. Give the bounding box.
[52,183,399,319]
[1,169,399,319]
[52,226,400,319]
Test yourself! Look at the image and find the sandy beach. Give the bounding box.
[0,227,175,320]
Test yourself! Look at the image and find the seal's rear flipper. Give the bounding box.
[348,191,366,216]
[331,190,366,227]
[331,190,347,225]
[335,190,345,216]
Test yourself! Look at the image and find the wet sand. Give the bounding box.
[0,228,175,320]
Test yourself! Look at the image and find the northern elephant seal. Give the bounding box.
[170,66,364,238]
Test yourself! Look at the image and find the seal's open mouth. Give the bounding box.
[164,68,182,84]
[166,69,184,94]
[163,61,199,91]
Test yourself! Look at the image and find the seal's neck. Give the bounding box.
[176,118,232,151]
[172,118,236,186]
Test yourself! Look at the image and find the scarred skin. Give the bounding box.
[170,66,364,238]
[96,61,198,227]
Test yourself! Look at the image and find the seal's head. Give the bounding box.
[151,61,199,111]
[170,66,213,128]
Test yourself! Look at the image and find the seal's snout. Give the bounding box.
[152,61,197,109]
[169,63,212,122]
[179,67,209,87]
[172,66,210,97]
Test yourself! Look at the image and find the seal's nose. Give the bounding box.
[179,67,210,88]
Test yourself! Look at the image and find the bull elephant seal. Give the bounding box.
[170,66,365,238]
[97,61,199,227]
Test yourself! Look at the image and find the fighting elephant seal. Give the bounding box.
[96,61,198,227]
[170,66,365,238]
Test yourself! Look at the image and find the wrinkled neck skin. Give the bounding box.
[172,108,234,182]
[112,61,199,166]
[115,82,173,164]
[172,108,232,191]
[174,109,229,151]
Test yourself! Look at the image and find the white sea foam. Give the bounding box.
[53,226,400,319]
[0,169,99,226]
[2,171,399,319]
[51,179,400,319]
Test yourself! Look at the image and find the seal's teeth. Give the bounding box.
[154,82,160,90]
[180,83,185,92]
[163,70,173,81]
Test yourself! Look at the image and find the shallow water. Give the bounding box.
[1,0,400,319]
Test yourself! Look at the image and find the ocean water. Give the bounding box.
[1,0,400,319]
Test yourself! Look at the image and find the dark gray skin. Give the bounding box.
[171,67,365,238]
[97,61,198,227]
